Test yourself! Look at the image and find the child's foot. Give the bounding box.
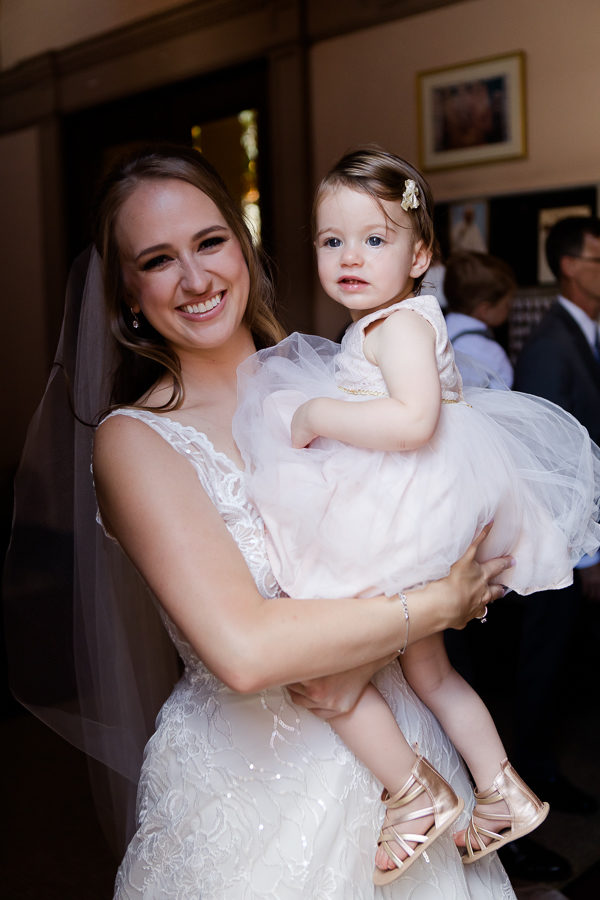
[375,787,435,872]
[454,797,510,851]
[373,756,464,886]
[456,759,549,864]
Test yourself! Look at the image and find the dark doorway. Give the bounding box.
[61,58,271,265]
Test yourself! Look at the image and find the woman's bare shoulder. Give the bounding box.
[93,409,182,485]
[95,408,152,451]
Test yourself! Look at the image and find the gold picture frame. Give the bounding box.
[417,52,527,172]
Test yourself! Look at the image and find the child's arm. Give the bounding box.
[291,309,441,451]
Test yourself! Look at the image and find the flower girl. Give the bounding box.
[233,147,600,883]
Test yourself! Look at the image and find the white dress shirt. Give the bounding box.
[445,312,514,388]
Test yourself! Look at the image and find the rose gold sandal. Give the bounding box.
[461,758,549,864]
[373,755,464,885]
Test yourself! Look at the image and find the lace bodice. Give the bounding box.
[335,295,464,401]
[101,408,280,682]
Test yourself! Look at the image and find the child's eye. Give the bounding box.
[142,254,171,271]
[323,237,342,249]
[367,235,384,247]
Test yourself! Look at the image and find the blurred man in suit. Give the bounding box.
[512,215,600,814]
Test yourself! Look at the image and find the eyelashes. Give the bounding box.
[142,254,170,271]
[140,235,228,271]
[319,235,386,250]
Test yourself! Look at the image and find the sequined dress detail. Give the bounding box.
[110,407,515,899]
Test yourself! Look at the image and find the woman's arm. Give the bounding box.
[287,656,397,717]
[287,534,504,715]
[291,310,441,451]
[94,415,510,695]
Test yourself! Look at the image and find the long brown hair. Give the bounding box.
[93,144,286,410]
[313,146,435,292]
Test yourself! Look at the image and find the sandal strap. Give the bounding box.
[376,780,435,870]
[474,786,503,804]
[383,779,423,809]
[374,756,465,883]
[378,831,428,868]
[383,802,435,826]
[465,821,504,854]
[471,806,513,824]
[463,801,512,858]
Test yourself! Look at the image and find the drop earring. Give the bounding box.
[130,308,140,330]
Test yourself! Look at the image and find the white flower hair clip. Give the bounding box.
[401,179,420,211]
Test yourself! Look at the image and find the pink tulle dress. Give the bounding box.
[233,295,600,600]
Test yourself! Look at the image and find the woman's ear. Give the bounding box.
[123,284,140,314]
[410,240,433,279]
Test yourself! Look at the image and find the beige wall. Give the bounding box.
[309,0,600,335]
[1,0,599,386]
[1,0,181,68]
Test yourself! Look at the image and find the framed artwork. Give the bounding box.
[417,52,527,172]
[448,200,489,253]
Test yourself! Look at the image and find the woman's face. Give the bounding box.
[116,178,250,356]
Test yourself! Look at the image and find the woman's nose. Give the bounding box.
[180,256,210,292]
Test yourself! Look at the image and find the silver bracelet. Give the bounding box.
[395,591,410,654]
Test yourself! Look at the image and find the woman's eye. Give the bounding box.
[367,235,384,247]
[142,254,171,271]
[324,237,342,249]
[199,236,226,251]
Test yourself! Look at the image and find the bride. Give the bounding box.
[7,144,514,898]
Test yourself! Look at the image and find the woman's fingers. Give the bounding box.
[287,657,395,715]
[481,553,515,586]
[469,520,494,550]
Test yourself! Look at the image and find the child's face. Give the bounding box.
[315,185,431,321]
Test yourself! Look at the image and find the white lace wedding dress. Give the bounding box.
[110,408,515,899]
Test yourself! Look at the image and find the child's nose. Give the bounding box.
[341,243,362,265]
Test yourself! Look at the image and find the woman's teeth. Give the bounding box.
[181,292,223,314]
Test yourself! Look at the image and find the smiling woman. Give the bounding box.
[94,147,284,415]
[6,143,516,899]
[116,179,250,362]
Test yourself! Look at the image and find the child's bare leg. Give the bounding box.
[400,633,509,848]
[327,683,433,872]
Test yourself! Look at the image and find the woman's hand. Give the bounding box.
[442,522,513,630]
[287,654,397,718]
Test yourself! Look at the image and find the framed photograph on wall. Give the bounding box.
[417,52,527,172]
[448,199,489,253]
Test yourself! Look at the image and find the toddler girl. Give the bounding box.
[233,148,600,884]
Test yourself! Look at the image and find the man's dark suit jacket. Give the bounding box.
[514,301,600,445]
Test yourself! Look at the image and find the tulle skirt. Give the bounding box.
[233,333,600,600]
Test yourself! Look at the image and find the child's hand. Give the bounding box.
[291,399,320,448]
